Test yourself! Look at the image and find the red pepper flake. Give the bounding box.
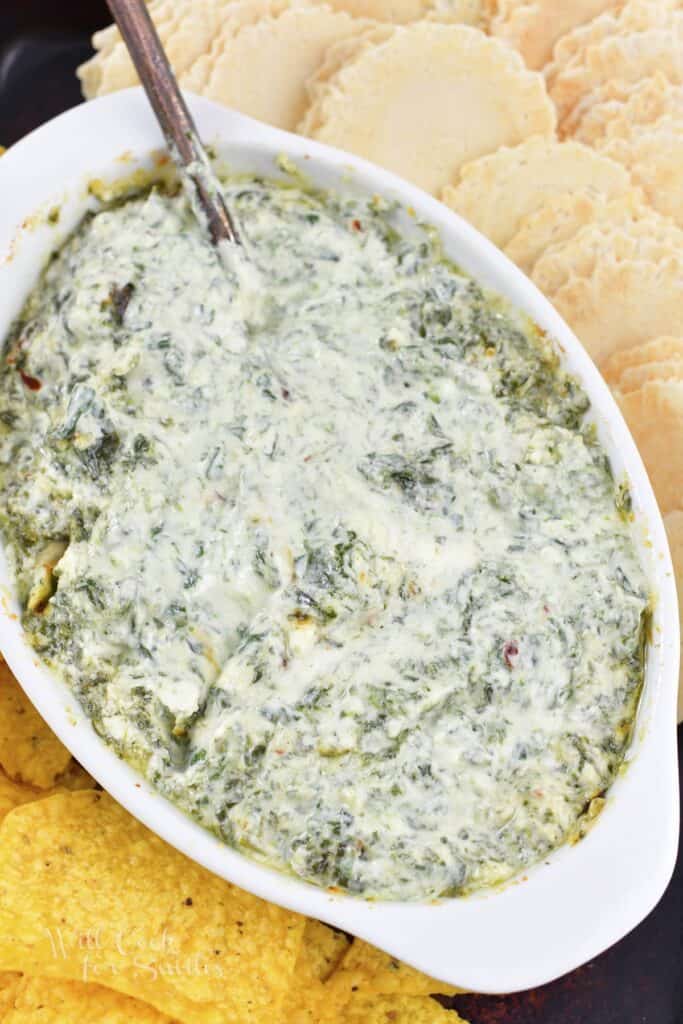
[543,604,550,614]
[19,370,42,391]
[351,219,362,231]
[281,387,290,400]
[503,641,519,669]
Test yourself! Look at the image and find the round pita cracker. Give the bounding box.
[318,0,426,20]
[491,0,620,70]
[663,510,683,722]
[306,26,395,91]
[300,23,556,195]
[441,137,629,248]
[183,0,484,97]
[544,0,680,87]
[426,0,490,22]
[549,20,683,130]
[324,0,487,22]
[570,73,683,145]
[304,4,488,133]
[561,64,680,137]
[310,23,395,83]
[81,0,487,100]
[618,360,683,393]
[549,255,683,366]
[77,0,230,99]
[78,0,176,98]
[602,336,683,385]
[186,7,371,131]
[89,0,186,52]
[545,13,616,83]
[598,116,683,228]
[81,3,178,94]
[179,0,298,94]
[532,206,683,296]
[302,25,396,136]
[89,19,123,54]
[616,380,683,516]
[505,188,645,273]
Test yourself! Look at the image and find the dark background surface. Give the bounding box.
[1,2,681,1020]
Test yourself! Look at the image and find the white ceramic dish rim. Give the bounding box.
[0,89,678,995]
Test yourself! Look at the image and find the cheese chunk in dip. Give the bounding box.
[0,172,649,901]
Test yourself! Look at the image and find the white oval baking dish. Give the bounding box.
[0,89,678,994]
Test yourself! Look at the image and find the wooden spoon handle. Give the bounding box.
[106,0,241,246]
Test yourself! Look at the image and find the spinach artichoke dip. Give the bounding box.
[0,170,649,901]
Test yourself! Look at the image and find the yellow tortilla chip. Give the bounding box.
[0,791,304,1024]
[300,921,352,983]
[441,137,630,248]
[616,381,683,516]
[3,976,176,1023]
[336,994,468,1023]
[0,658,72,788]
[300,23,555,196]
[56,760,97,791]
[281,920,352,1023]
[664,510,683,722]
[324,938,465,999]
[0,971,21,992]
[0,974,21,1019]
[490,0,619,70]
[0,971,22,1013]
[548,256,683,366]
[0,764,96,824]
[602,336,683,386]
[0,771,48,823]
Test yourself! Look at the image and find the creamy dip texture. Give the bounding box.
[0,171,649,900]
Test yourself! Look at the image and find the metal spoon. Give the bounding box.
[106,0,241,247]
